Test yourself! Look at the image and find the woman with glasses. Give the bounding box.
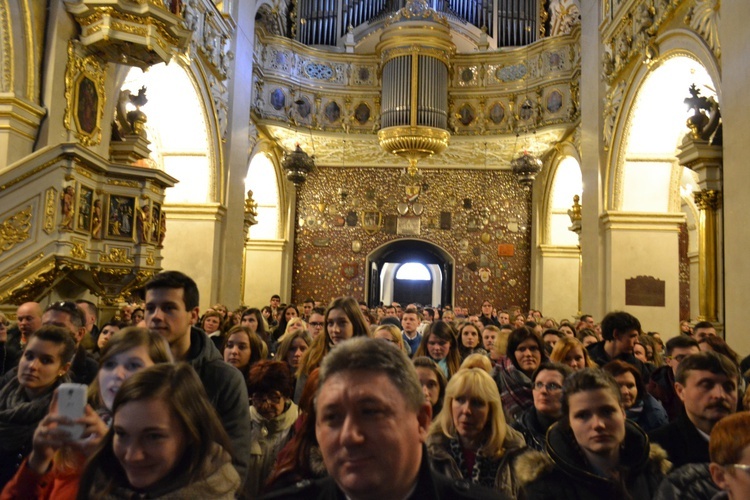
[512,362,572,451]
[427,368,526,498]
[517,368,670,499]
[492,326,548,423]
[246,360,298,499]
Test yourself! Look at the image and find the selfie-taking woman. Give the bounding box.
[78,363,240,498]
[516,368,670,499]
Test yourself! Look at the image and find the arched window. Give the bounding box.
[395,262,431,280]
[547,156,582,246]
[245,153,281,239]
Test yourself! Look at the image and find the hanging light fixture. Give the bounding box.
[282,143,315,187]
[510,148,542,189]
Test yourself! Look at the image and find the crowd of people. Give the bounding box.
[1,273,750,499]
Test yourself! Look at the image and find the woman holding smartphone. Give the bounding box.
[1,327,172,499]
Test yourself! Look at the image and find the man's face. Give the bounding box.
[385,307,397,317]
[585,316,595,328]
[613,328,639,354]
[667,346,700,376]
[482,329,496,351]
[16,303,42,337]
[694,326,717,342]
[303,302,313,318]
[481,302,492,317]
[401,313,419,334]
[677,369,738,433]
[316,370,430,500]
[394,304,403,319]
[270,296,280,309]
[145,288,198,353]
[498,312,509,325]
[307,312,325,339]
[468,315,483,330]
[42,310,84,344]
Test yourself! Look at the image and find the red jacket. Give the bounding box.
[0,458,80,500]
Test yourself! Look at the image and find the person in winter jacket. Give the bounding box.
[603,359,668,432]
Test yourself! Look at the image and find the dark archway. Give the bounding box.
[365,239,454,308]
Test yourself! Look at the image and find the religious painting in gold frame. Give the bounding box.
[64,41,106,146]
[104,195,136,241]
[75,183,95,235]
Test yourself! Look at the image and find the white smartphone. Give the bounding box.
[57,383,87,440]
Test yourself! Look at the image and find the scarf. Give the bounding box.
[447,437,501,488]
[494,356,534,421]
[0,376,60,452]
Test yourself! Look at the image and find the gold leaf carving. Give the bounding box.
[71,242,88,259]
[107,179,140,188]
[0,206,33,254]
[99,247,134,264]
[44,188,57,234]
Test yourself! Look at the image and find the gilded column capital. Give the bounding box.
[693,189,722,210]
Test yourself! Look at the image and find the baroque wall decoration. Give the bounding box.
[292,166,532,311]
[0,206,33,255]
[63,41,106,146]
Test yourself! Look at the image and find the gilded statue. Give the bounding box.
[60,186,75,230]
[91,199,102,239]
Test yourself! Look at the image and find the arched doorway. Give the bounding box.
[366,239,455,307]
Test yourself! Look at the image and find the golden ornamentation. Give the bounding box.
[685,0,721,60]
[0,260,60,304]
[99,247,135,264]
[0,252,44,284]
[146,251,155,266]
[107,179,141,188]
[43,188,57,234]
[71,241,88,259]
[74,165,94,179]
[0,157,59,190]
[63,41,106,146]
[378,126,450,164]
[694,189,722,211]
[0,206,33,254]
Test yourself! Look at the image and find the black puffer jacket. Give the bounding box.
[653,463,720,500]
[511,406,558,452]
[516,420,671,500]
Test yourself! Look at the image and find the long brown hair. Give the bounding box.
[414,321,461,379]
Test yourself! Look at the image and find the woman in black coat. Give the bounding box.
[515,368,671,499]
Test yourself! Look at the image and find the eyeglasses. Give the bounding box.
[728,464,750,475]
[251,393,282,406]
[309,322,324,328]
[533,382,563,392]
[51,301,79,312]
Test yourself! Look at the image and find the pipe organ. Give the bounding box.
[295,0,539,47]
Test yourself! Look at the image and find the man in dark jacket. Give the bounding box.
[262,337,501,500]
[144,270,251,483]
[650,351,739,467]
[587,310,652,382]
[647,336,700,421]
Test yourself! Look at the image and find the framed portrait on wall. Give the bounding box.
[105,195,136,240]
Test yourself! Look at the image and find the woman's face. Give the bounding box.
[98,324,121,350]
[427,334,450,361]
[633,343,648,363]
[451,393,490,448]
[582,335,597,348]
[288,320,305,335]
[202,316,221,334]
[514,315,526,328]
[532,369,565,417]
[514,338,542,374]
[563,346,586,371]
[99,345,155,411]
[286,337,309,369]
[416,367,440,407]
[373,328,396,345]
[327,308,353,345]
[567,388,626,459]
[442,311,455,322]
[559,325,575,337]
[114,398,186,490]
[241,313,258,333]
[712,444,750,500]
[17,337,67,397]
[251,391,286,420]
[224,332,252,370]
[132,310,145,324]
[461,326,480,349]
[614,371,638,410]
[285,308,298,322]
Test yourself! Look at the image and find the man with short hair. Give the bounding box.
[693,321,717,342]
[401,308,422,357]
[262,337,499,499]
[647,335,701,421]
[145,270,251,482]
[385,304,398,318]
[302,298,315,321]
[467,314,484,332]
[3,302,43,373]
[392,301,403,320]
[307,306,325,340]
[580,314,595,329]
[498,311,510,326]
[587,311,651,381]
[42,301,98,384]
[481,325,498,353]
[76,299,99,352]
[650,351,739,467]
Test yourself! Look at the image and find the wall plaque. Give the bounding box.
[625,276,665,307]
[497,243,515,257]
[397,216,420,235]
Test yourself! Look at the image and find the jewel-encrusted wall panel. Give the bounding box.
[291,167,531,312]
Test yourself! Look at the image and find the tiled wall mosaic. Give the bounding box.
[291,166,532,313]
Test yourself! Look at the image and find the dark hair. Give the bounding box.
[29,325,77,364]
[506,326,548,372]
[414,320,461,379]
[602,360,645,403]
[413,356,447,415]
[248,360,294,399]
[600,311,641,341]
[580,314,593,322]
[531,361,573,384]
[273,304,300,341]
[145,270,199,310]
[80,363,235,497]
[75,300,98,320]
[699,336,740,366]
[241,308,269,342]
[693,321,714,331]
[542,329,564,340]
[675,351,739,385]
[561,368,622,423]
[45,301,86,329]
[310,306,325,316]
[665,335,700,356]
